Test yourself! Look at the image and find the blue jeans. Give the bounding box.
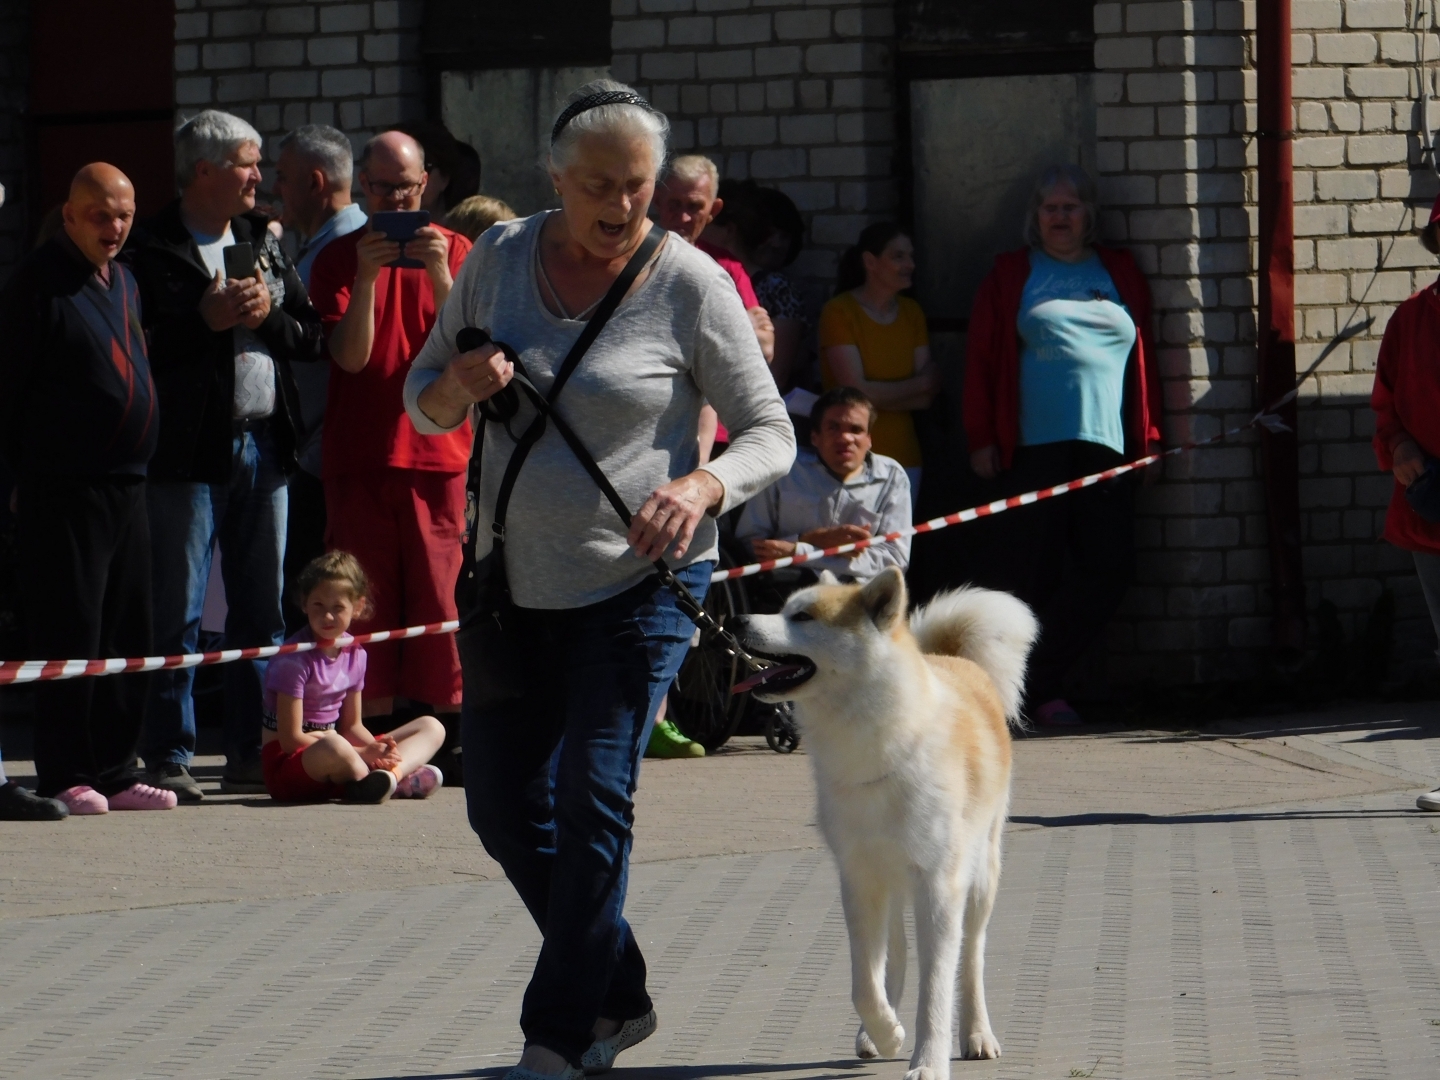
[141,427,288,770]
[463,561,711,1065]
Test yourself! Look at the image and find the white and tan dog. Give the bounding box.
[734,567,1037,1080]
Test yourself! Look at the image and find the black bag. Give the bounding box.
[453,226,664,708]
[1405,456,1440,523]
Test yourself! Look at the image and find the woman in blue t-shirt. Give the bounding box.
[964,164,1162,726]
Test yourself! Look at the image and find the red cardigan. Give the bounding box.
[962,246,1162,468]
[1371,283,1440,554]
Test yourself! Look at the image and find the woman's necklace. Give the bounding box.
[854,290,898,324]
[535,244,603,322]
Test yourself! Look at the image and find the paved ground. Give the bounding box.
[1,701,1439,1079]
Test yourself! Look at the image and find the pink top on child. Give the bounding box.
[262,628,367,730]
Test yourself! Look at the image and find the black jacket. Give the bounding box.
[0,233,157,480]
[122,200,323,482]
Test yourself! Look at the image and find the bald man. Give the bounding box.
[0,163,178,815]
[307,131,472,759]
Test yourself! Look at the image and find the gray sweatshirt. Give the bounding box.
[734,450,912,581]
[404,213,795,609]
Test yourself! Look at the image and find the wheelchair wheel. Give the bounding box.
[668,567,749,752]
[759,700,800,753]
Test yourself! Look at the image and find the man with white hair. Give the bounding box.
[124,109,324,801]
[272,124,367,627]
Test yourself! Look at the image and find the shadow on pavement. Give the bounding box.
[1011,807,1426,828]
[358,1063,874,1080]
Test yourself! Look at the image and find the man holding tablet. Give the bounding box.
[307,131,471,759]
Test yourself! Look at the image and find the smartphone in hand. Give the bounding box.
[369,210,431,269]
[222,242,256,281]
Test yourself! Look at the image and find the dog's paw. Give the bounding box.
[963,1028,1002,1060]
[865,1021,904,1059]
[855,1026,878,1059]
[903,1067,944,1080]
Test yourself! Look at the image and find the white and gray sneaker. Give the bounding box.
[1417,788,1440,812]
[581,1010,658,1074]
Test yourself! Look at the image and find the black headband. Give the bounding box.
[551,91,655,144]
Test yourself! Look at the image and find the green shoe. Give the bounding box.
[646,719,705,758]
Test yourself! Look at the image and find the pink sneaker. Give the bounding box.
[107,782,178,811]
[394,764,442,800]
[56,785,109,815]
[1035,699,1084,727]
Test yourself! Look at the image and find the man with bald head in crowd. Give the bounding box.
[0,164,178,815]
[307,130,471,760]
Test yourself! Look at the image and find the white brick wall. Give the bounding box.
[1096,0,1437,681]
[609,0,897,288]
[173,0,426,174]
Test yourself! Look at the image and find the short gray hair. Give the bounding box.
[1022,163,1100,249]
[665,154,719,194]
[278,124,353,189]
[547,79,669,178]
[175,110,262,191]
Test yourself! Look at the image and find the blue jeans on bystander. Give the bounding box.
[463,561,710,1066]
[140,426,288,772]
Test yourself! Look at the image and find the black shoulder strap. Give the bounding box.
[485,222,664,545]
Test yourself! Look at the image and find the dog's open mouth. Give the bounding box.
[731,651,816,696]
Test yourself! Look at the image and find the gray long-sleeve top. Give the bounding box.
[404,213,795,609]
[734,450,912,582]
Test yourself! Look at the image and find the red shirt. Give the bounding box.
[964,246,1161,469]
[696,239,759,307]
[1372,284,1440,554]
[309,225,473,478]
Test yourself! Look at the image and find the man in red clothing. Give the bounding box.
[307,131,471,749]
[656,155,774,364]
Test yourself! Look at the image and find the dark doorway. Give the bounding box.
[27,0,174,236]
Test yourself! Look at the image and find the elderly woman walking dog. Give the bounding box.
[404,81,794,1079]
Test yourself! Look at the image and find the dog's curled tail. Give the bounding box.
[909,586,1039,727]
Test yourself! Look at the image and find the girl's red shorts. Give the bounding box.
[261,740,348,802]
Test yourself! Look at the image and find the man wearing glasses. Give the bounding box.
[124,110,324,801]
[307,131,472,757]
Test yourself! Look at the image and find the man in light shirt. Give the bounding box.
[736,386,911,583]
[272,125,367,628]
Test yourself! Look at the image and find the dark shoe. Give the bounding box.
[147,762,204,803]
[0,781,70,821]
[219,758,267,795]
[344,769,397,804]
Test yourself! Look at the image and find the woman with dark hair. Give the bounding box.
[818,222,940,484]
[706,179,808,390]
[964,163,1161,727]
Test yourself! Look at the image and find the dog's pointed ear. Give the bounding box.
[817,569,840,585]
[859,567,906,631]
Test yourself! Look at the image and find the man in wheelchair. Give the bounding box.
[735,386,911,586]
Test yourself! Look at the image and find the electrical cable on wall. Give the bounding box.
[1419,1,1440,177]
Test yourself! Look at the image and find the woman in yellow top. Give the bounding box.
[819,222,940,480]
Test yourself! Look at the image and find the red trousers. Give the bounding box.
[325,468,464,708]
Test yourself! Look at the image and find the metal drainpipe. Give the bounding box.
[1255,0,1307,662]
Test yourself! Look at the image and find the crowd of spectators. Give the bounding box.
[5,84,1438,823]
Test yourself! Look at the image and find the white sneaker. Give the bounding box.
[1417,788,1440,812]
[581,1010,658,1074]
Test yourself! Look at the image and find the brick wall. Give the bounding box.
[1094,0,1436,685]
[173,0,426,175]
[0,0,28,284]
[609,0,898,292]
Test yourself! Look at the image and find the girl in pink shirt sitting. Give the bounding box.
[262,552,445,803]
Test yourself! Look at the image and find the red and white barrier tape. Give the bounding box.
[0,408,1285,684]
[0,620,459,687]
[708,409,1286,583]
